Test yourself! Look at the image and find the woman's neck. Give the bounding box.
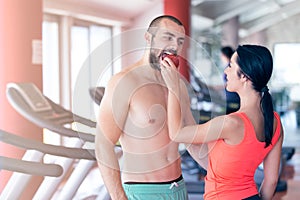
[238,90,261,113]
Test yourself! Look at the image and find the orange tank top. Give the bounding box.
[204,112,281,200]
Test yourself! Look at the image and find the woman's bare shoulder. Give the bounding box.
[217,113,244,133]
[215,113,245,142]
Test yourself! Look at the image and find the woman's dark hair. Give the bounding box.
[221,46,235,60]
[236,45,274,147]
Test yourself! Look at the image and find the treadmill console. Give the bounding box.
[7,83,52,112]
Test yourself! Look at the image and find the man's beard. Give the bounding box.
[148,37,161,70]
[149,52,161,70]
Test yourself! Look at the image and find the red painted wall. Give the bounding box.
[164,0,191,82]
[0,0,44,198]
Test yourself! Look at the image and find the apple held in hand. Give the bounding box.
[161,53,180,68]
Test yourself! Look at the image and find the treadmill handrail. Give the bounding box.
[0,156,63,177]
[0,129,95,160]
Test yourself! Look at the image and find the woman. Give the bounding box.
[161,44,284,200]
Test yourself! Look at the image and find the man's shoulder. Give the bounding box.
[106,66,143,94]
[109,67,136,84]
[111,63,155,85]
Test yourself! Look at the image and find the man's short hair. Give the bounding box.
[147,15,183,33]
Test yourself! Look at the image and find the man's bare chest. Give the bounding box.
[123,85,168,137]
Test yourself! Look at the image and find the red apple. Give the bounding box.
[162,53,180,68]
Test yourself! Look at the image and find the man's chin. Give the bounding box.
[150,63,161,71]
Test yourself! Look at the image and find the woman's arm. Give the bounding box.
[259,122,284,200]
[161,58,236,144]
[169,112,233,144]
[161,58,210,168]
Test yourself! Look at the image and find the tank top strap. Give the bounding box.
[231,112,281,147]
[230,112,253,128]
[229,112,255,141]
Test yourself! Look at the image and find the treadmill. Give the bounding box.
[5,82,115,200]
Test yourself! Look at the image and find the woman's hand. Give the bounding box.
[160,56,182,142]
[160,56,181,94]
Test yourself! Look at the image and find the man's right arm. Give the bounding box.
[95,75,128,200]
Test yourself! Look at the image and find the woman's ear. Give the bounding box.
[240,73,249,83]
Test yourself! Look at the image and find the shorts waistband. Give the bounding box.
[124,175,183,185]
[122,178,186,194]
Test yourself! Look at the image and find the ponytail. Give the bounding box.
[260,86,274,147]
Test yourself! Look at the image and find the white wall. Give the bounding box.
[129,3,164,30]
[121,3,164,68]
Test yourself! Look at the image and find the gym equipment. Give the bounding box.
[7,83,96,142]
[5,82,112,200]
[89,86,105,106]
[0,129,95,199]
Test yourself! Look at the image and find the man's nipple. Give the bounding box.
[148,118,155,124]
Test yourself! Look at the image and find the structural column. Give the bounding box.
[221,16,239,49]
[164,0,191,82]
[243,30,268,46]
[0,0,44,198]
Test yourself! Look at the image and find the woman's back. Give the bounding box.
[204,112,281,199]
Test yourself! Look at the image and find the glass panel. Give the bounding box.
[272,43,300,127]
[71,24,113,119]
[71,26,89,94]
[42,21,60,103]
[90,25,113,86]
[42,21,60,145]
[90,25,112,52]
[273,43,300,86]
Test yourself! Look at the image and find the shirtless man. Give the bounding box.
[95,15,196,200]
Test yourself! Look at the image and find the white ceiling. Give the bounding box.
[59,0,161,19]
[44,0,300,36]
[191,0,300,37]
[44,0,163,26]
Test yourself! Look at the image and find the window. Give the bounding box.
[272,43,300,114]
[42,20,60,103]
[71,23,113,119]
[42,18,60,145]
[43,15,119,145]
[71,24,113,93]
[273,43,300,86]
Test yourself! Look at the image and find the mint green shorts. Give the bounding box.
[123,178,188,200]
